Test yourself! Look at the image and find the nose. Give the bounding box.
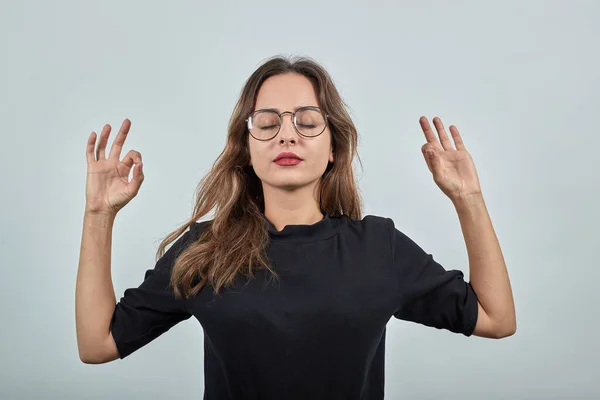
[278,111,298,142]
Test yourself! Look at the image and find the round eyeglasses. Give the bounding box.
[246,106,329,141]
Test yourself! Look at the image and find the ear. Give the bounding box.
[329,147,334,163]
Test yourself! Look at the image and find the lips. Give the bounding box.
[274,152,302,162]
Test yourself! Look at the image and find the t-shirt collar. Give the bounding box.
[264,213,340,242]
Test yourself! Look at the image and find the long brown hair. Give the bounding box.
[156,54,363,299]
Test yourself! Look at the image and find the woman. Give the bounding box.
[76,55,516,399]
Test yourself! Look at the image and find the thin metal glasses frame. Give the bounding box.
[245,106,329,141]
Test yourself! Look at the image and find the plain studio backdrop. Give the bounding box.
[1,0,598,399]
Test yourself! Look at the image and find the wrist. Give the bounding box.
[452,192,484,210]
[84,208,117,222]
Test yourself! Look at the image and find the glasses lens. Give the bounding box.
[295,108,326,137]
[249,111,280,140]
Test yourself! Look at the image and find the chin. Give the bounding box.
[274,180,309,191]
[263,175,317,191]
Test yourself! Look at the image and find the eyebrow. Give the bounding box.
[254,106,315,113]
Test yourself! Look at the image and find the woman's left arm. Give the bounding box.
[453,193,516,338]
[418,116,516,339]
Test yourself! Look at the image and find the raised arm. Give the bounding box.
[76,119,144,363]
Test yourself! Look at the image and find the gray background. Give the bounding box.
[1,0,598,398]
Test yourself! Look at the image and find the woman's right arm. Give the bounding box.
[76,210,120,363]
[76,118,144,364]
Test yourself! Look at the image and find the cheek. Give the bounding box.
[248,142,259,166]
[248,144,268,171]
[320,136,334,164]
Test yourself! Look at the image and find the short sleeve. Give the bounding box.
[109,223,201,359]
[386,218,479,336]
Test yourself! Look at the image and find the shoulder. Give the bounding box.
[339,214,396,242]
[166,219,213,256]
[342,214,419,252]
[343,213,393,231]
[190,219,213,238]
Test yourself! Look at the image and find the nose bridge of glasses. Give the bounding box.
[278,111,297,132]
[279,110,294,121]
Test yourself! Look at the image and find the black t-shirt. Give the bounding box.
[110,214,479,399]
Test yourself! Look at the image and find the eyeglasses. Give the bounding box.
[246,106,329,141]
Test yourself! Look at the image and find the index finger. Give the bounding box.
[108,118,132,160]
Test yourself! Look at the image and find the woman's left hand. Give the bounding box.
[419,116,482,202]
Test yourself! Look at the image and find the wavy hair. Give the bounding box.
[156,54,363,299]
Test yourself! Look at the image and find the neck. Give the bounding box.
[262,182,323,232]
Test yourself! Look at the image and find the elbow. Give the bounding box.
[79,352,100,364]
[494,326,516,339]
[78,345,118,364]
[494,318,517,339]
[77,333,120,364]
[79,351,113,364]
[77,341,100,364]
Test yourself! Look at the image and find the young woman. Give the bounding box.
[76,55,516,399]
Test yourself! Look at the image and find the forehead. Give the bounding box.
[254,73,319,112]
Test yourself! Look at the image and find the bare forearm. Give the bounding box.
[75,211,118,358]
[453,194,516,331]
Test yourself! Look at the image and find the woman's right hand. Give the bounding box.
[85,119,144,216]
